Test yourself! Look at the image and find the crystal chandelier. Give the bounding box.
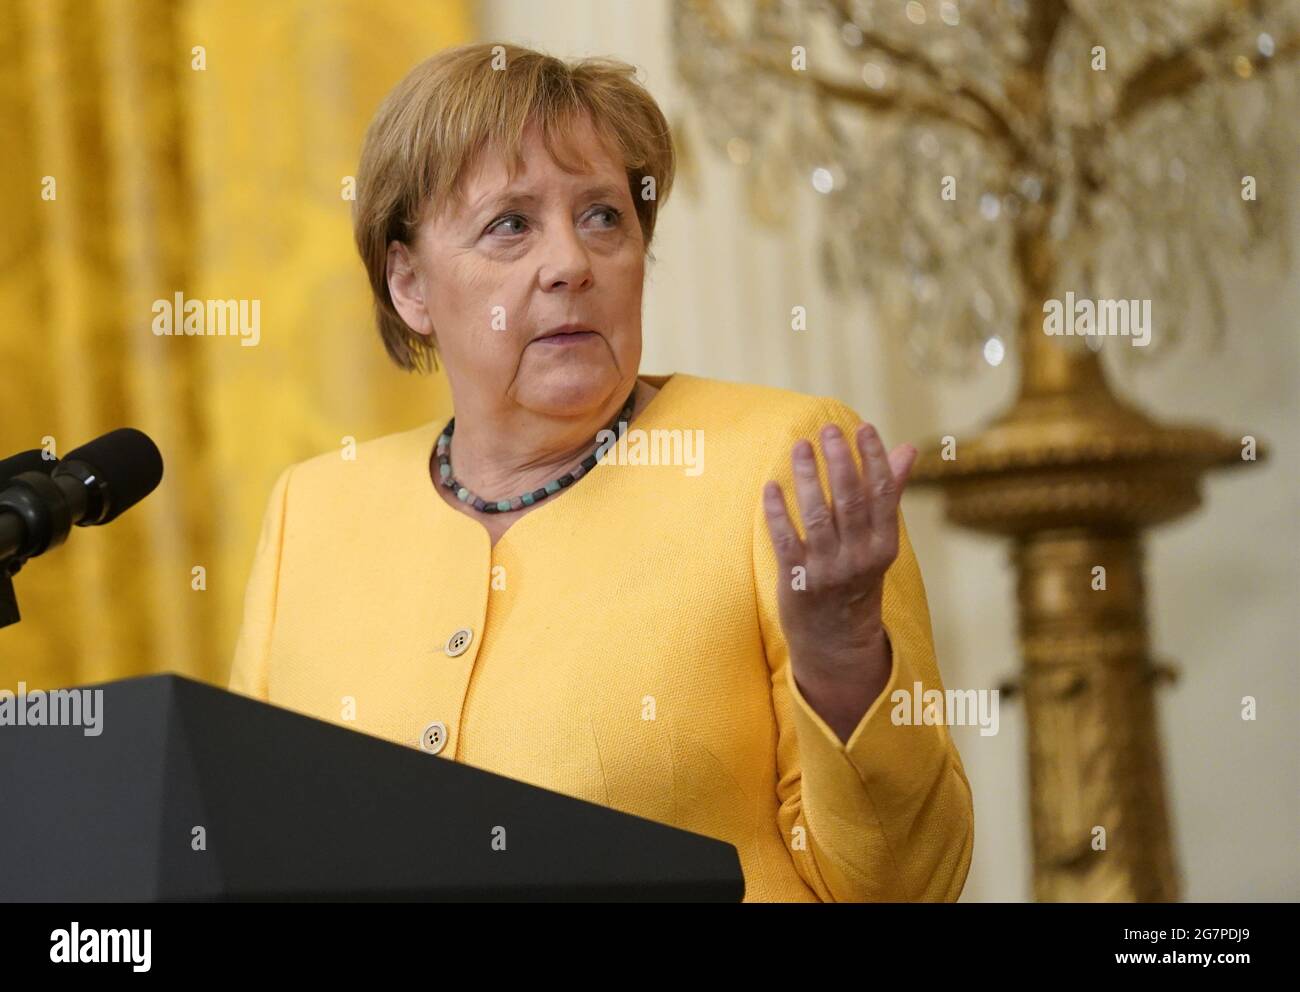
[672,0,1300,374]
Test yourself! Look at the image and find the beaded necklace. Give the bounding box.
[434,384,638,514]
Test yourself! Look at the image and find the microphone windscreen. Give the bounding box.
[0,449,56,483]
[62,428,164,524]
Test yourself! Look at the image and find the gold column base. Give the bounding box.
[912,383,1259,901]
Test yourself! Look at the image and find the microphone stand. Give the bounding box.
[1,555,23,629]
[0,469,72,630]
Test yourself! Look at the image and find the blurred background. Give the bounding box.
[0,0,1295,901]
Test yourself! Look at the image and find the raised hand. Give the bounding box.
[762,421,917,742]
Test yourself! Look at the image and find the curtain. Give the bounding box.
[0,0,470,690]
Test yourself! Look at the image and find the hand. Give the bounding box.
[761,420,917,741]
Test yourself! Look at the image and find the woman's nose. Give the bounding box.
[537,224,594,291]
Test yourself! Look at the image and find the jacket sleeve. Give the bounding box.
[752,397,974,902]
[228,465,293,702]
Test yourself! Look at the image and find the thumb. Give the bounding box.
[889,443,918,491]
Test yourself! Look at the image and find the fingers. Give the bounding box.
[762,480,805,573]
[856,425,915,560]
[889,442,918,491]
[790,439,839,557]
[855,423,900,509]
[767,421,918,571]
[822,424,872,539]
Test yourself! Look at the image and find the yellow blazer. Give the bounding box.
[229,372,974,902]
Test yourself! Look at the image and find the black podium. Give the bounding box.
[0,673,744,901]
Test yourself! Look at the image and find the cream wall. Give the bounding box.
[479,0,1299,901]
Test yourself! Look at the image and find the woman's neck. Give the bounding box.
[444,377,658,502]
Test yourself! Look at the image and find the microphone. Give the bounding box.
[0,428,164,563]
[0,449,57,483]
[55,428,165,527]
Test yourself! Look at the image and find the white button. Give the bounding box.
[420,720,448,755]
[445,627,473,657]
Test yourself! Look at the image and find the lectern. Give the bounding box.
[0,673,744,901]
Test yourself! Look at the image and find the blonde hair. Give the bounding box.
[352,42,677,373]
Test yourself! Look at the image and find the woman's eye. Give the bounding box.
[486,206,621,239]
[590,206,622,228]
[487,214,527,237]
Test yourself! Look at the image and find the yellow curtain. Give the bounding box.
[0,0,470,691]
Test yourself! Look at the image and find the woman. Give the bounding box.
[230,42,973,903]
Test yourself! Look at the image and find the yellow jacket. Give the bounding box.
[229,372,974,902]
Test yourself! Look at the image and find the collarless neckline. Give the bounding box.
[415,372,684,552]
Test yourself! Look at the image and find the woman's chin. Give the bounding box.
[515,367,626,418]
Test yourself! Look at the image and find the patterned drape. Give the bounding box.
[0,0,468,690]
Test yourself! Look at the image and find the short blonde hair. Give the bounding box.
[352,42,677,373]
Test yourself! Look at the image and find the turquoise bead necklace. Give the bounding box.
[434,384,638,514]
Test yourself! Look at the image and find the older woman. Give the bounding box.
[229,42,973,903]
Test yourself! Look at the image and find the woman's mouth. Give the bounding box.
[534,330,600,346]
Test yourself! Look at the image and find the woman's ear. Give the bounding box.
[386,240,433,338]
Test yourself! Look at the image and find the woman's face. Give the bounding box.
[388,113,646,420]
